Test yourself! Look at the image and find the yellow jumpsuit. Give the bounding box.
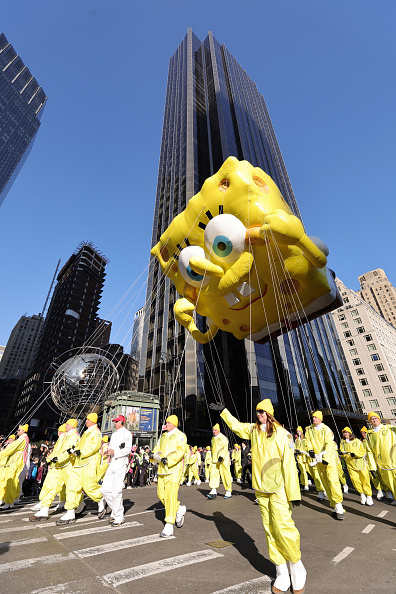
[333,442,347,486]
[304,424,343,507]
[221,409,301,565]
[362,437,386,491]
[366,425,396,498]
[40,429,81,508]
[340,438,371,496]
[204,450,212,481]
[295,437,309,487]
[97,444,109,482]
[153,428,188,524]
[64,424,102,510]
[232,448,242,479]
[0,435,29,504]
[187,451,200,482]
[209,432,232,493]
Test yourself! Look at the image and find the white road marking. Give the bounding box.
[55,520,142,540]
[377,510,388,518]
[75,533,175,558]
[331,547,354,565]
[103,549,224,586]
[362,524,375,534]
[0,537,47,549]
[0,552,75,574]
[211,575,272,593]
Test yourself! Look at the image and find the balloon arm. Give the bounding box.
[217,252,254,293]
[174,298,218,344]
[189,256,223,278]
[296,234,327,268]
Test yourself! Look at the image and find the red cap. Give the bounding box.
[113,415,126,423]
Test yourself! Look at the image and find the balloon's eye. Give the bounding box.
[204,214,246,263]
[178,246,210,287]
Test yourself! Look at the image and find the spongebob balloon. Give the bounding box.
[151,157,341,344]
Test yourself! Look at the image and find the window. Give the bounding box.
[353,318,362,325]
[346,339,355,347]
[344,331,352,338]
[362,389,372,397]
[349,348,358,356]
[374,364,384,372]
[360,401,365,409]
[359,378,369,386]
[391,409,396,417]
[367,344,377,352]
[369,399,379,407]
[379,374,389,383]
[375,410,383,419]
[386,397,396,406]
[338,314,346,321]
[382,385,393,394]
[371,354,380,361]
[341,322,349,329]
[364,334,373,342]
[357,327,365,334]
[343,297,349,303]
[351,309,359,316]
[352,358,361,366]
[356,368,365,376]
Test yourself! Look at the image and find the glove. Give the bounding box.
[349,453,356,458]
[161,457,168,465]
[67,447,74,455]
[308,450,315,459]
[152,452,162,464]
[339,451,346,456]
[209,402,225,412]
[294,449,301,455]
[314,453,323,464]
[74,449,81,457]
[51,457,58,464]
[291,500,301,508]
[119,442,125,449]
[322,460,329,466]
[218,456,224,463]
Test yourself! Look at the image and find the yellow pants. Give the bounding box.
[157,471,182,524]
[1,464,22,504]
[377,468,396,498]
[307,464,325,492]
[347,466,372,496]
[297,460,308,487]
[337,461,346,486]
[188,465,199,482]
[234,462,242,479]
[205,465,211,481]
[97,462,109,483]
[65,459,102,510]
[256,487,301,565]
[316,463,343,507]
[209,462,232,492]
[40,463,80,508]
[369,470,386,492]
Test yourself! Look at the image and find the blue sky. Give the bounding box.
[1,0,395,349]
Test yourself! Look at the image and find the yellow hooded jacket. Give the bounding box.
[0,435,28,470]
[340,438,367,471]
[211,432,230,465]
[48,429,80,469]
[73,425,101,469]
[304,423,337,465]
[366,425,396,470]
[153,428,188,476]
[220,409,300,499]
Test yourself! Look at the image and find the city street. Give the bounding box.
[0,482,394,593]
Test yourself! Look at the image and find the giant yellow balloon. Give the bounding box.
[151,157,341,344]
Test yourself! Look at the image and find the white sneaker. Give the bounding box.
[343,484,348,493]
[335,502,344,515]
[273,563,291,592]
[97,498,105,513]
[31,502,42,511]
[376,489,384,500]
[308,479,312,486]
[205,479,209,483]
[317,491,325,501]
[289,559,307,593]
[0,504,13,510]
[224,491,232,499]
[59,509,75,521]
[366,496,373,506]
[236,479,242,484]
[175,504,186,528]
[34,507,49,518]
[302,485,309,491]
[196,480,201,486]
[160,522,174,537]
[360,493,367,505]
[186,482,192,487]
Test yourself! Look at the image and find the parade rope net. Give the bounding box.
[9,180,358,444]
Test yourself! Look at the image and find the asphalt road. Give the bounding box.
[0,481,395,593]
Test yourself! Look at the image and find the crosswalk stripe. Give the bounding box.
[210,575,272,593]
[75,533,175,558]
[55,521,142,540]
[0,537,47,549]
[102,549,224,586]
[0,552,76,574]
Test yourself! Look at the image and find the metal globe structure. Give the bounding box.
[50,348,120,416]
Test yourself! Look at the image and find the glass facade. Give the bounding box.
[141,29,360,434]
[0,33,47,207]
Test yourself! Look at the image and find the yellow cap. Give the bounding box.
[312,411,323,421]
[102,435,109,443]
[256,399,274,416]
[86,413,98,424]
[19,424,29,432]
[296,426,303,432]
[360,426,368,433]
[368,411,380,421]
[8,435,15,440]
[58,424,66,433]
[213,423,220,431]
[66,418,78,428]
[193,445,197,451]
[166,414,178,427]
[342,427,352,434]
[206,446,210,450]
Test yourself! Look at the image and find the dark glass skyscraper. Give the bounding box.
[141,30,362,435]
[0,33,47,207]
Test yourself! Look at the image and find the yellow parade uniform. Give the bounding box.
[204,449,212,481]
[187,451,200,482]
[153,427,188,524]
[333,441,347,486]
[295,437,309,487]
[64,424,102,510]
[40,428,80,508]
[97,443,109,483]
[362,437,386,491]
[221,408,301,565]
[340,438,371,496]
[0,435,28,504]
[209,430,232,493]
[232,447,242,479]
[304,423,343,507]
[366,424,396,497]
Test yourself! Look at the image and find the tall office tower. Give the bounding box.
[0,346,5,364]
[0,33,47,208]
[332,278,396,423]
[14,242,109,439]
[141,30,362,433]
[358,269,396,329]
[131,307,145,363]
[0,314,44,380]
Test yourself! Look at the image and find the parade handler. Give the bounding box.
[210,400,306,594]
[340,427,373,506]
[151,414,188,538]
[56,413,103,525]
[0,424,29,509]
[366,411,396,504]
[100,415,132,526]
[207,423,232,499]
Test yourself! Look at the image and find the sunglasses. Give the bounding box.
[256,409,266,414]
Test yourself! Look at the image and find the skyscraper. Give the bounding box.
[141,30,362,434]
[0,314,44,380]
[358,269,396,329]
[0,33,47,207]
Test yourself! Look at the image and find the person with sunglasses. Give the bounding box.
[210,400,306,594]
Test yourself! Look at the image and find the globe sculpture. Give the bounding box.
[50,348,120,416]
